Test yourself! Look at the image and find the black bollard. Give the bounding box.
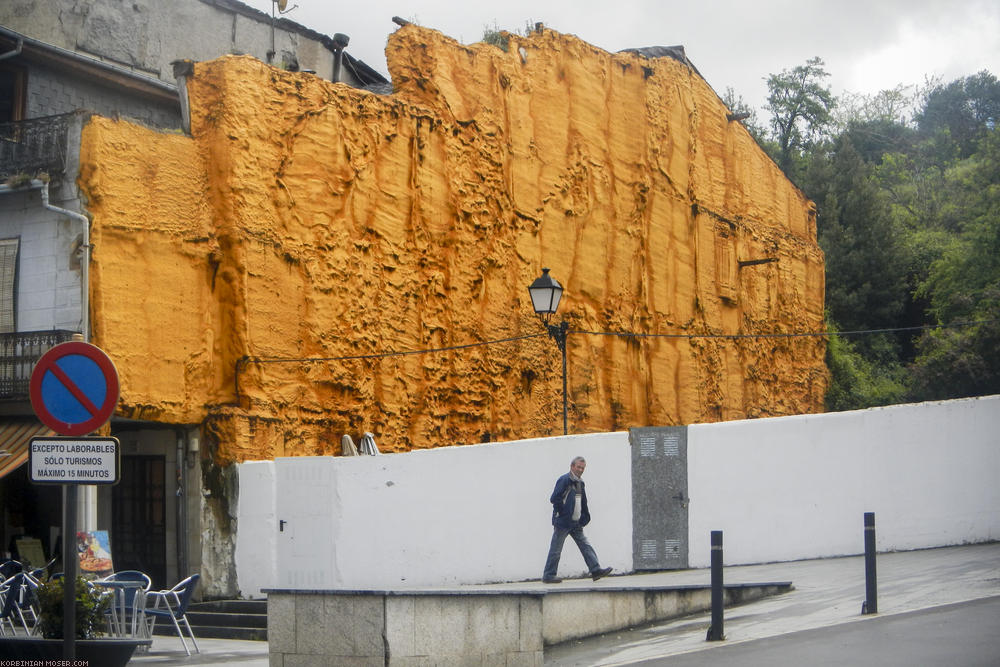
[707,530,725,641]
[862,512,877,615]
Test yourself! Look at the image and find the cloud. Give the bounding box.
[242,0,999,111]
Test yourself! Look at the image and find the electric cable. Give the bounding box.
[238,318,997,367]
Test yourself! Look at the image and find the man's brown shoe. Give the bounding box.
[591,567,612,581]
[542,577,562,583]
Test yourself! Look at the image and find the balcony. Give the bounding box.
[0,113,75,182]
[0,330,79,400]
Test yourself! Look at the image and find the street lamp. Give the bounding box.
[528,268,569,435]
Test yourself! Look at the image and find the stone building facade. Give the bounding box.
[0,0,384,597]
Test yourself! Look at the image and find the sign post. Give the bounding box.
[62,483,76,652]
[29,341,120,660]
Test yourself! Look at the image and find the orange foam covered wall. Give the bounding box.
[79,25,826,463]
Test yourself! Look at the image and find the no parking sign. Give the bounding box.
[27,341,122,656]
[29,341,120,436]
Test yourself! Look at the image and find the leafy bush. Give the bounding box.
[825,326,908,411]
[35,576,111,639]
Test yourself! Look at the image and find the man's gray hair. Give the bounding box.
[571,456,586,465]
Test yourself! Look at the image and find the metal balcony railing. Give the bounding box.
[0,330,79,399]
[0,113,74,182]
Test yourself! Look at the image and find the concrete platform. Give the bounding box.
[265,577,790,665]
[125,542,1000,666]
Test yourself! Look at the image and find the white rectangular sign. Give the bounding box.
[29,436,120,485]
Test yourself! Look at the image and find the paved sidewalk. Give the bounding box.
[623,597,1000,667]
[128,636,269,665]
[123,542,1000,666]
[546,542,1000,665]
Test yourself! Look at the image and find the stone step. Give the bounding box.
[188,599,267,615]
[151,623,268,642]
[149,599,268,641]
[185,609,267,629]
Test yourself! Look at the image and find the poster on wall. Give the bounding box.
[77,530,114,579]
[15,537,47,569]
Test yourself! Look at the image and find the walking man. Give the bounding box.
[542,456,613,583]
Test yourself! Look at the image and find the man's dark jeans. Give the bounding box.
[543,523,600,580]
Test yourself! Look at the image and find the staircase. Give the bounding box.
[149,599,268,641]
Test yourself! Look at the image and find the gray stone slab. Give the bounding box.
[267,594,295,653]
[385,596,416,657]
[283,656,382,667]
[504,651,544,667]
[293,594,385,657]
[410,596,514,656]
[543,590,646,644]
[518,597,544,652]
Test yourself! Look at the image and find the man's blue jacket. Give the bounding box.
[550,472,590,528]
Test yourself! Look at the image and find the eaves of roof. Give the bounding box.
[198,0,327,44]
[198,1,389,85]
[0,26,179,108]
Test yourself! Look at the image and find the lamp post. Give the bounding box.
[528,268,569,435]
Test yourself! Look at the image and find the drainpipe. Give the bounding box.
[0,37,23,61]
[187,429,200,578]
[331,33,349,83]
[176,431,188,581]
[0,181,89,337]
[39,181,96,531]
[39,181,90,342]
[171,60,194,135]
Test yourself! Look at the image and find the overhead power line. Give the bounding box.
[233,318,996,398]
[233,332,547,397]
[238,318,995,369]
[573,318,999,341]
[239,332,547,367]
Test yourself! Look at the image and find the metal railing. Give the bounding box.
[0,330,78,399]
[0,113,75,182]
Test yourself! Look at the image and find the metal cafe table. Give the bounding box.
[91,576,149,638]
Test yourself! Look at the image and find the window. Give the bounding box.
[0,64,27,123]
[714,223,737,304]
[0,238,19,333]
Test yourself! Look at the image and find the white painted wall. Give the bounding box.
[0,185,84,333]
[687,395,1000,567]
[234,395,1000,597]
[236,432,632,595]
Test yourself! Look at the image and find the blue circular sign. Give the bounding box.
[30,342,120,436]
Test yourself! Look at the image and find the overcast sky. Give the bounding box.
[242,0,999,113]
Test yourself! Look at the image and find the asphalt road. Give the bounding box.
[545,543,1000,666]
[633,595,1000,667]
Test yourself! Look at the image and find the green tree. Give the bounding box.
[909,129,1000,399]
[916,71,1000,159]
[777,64,1000,407]
[808,137,909,336]
[764,57,836,175]
[721,86,766,143]
[825,325,908,411]
[834,87,918,165]
[834,86,915,128]
[909,304,1000,400]
[798,129,915,409]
